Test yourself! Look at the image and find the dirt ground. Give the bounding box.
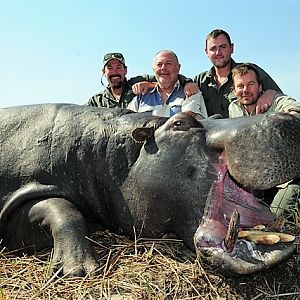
[211,254,300,299]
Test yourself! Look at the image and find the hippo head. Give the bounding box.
[130,112,299,275]
[194,112,300,275]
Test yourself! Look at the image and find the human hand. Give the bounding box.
[255,90,277,114]
[132,81,156,95]
[184,82,199,97]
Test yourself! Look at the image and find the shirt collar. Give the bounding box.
[233,99,256,116]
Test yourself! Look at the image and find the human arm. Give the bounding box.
[132,81,156,95]
[183,82,199,97]
[255,90,278,114]
[182,91,208,119]
[131,74,198,96]
[272,94,300,114]
[178,74,199,97]
[132,81,199,97]
[253,64,282,114]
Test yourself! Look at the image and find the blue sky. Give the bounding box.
[1,0,299,107]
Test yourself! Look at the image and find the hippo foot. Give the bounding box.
[51,243,99,277]
[25,197,101,277]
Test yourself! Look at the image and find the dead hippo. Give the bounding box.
[0,104,298,276]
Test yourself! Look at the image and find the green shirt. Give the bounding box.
[229,93,300,117]
[87,75,155,108]
[194,59,282,118]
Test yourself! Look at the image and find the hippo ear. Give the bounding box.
[132,127,155,142]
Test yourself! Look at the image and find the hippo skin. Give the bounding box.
[0,104,299,276]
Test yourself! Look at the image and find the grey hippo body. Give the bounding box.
[0,103,299,276]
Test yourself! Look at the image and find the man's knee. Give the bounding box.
[271,184,300,218]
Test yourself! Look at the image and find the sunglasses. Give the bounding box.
[104,53,124,60]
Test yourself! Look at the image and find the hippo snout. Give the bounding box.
[193,155,298,275]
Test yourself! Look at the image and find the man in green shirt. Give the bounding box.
[194,29,282,117]
[87,53,155,108]
[229,62,300,220]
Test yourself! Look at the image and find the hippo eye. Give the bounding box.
[174,120,183,126]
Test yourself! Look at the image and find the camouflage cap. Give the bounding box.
[103,52,126,67]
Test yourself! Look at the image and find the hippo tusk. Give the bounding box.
[223,210,295,249]
[224,209,240,252]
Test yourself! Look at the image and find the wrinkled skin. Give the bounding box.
[0,104,209,276]
[194,112,300,274]
[0,104,299,276]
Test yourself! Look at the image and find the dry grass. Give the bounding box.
[0,232,228,300]
[1,193,300,300]
[1,228,299,300]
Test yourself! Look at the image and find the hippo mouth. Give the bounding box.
[194,154,298,275]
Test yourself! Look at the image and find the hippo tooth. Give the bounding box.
[238,230,295,244]
[277,233,296,242]
[247,234,280,245]
[224,209,240,252]
[252,224,266,230]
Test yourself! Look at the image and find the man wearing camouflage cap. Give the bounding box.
[87,52,154,108]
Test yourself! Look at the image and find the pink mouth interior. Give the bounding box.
[196,153,276,248]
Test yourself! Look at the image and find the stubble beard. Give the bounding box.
[213,57,231,69]
[240,96,258,106]
[110,79,124,89]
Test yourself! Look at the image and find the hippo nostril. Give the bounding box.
[186,166,196,178]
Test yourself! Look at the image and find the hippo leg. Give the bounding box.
[4,198,99,277]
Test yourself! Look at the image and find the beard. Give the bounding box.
[110,81,123,89]
[108,75,124,89]
[213,57,231,69]
[240,95,258,106]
